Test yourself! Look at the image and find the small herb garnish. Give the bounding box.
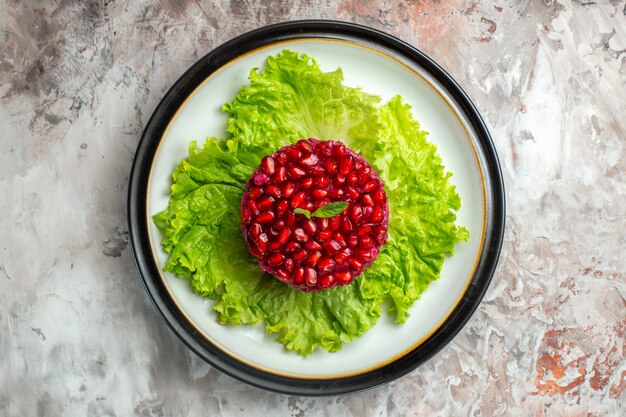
[294,201,349,220]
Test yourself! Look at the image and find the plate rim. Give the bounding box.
[128,19,506,396]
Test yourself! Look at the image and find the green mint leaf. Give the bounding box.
[312,201,349,218]
[294,208,312,219]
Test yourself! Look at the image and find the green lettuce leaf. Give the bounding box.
[154,50,468,356]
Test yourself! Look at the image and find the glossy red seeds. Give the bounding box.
[240,139,388,291]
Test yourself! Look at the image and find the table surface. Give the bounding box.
[1,1,624,416]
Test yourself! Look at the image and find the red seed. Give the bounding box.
[266,185,281,198]
[358,224,374,236]
[309,166,326,176]
[324,239,342,254]
[316,176,330,188]
[304,240,323,251]
[349,205,363,222]
[335,271,352,283]
[301,177,314,188]
[363,206,374,219]
[293,268,305,284]
[286,146,302,160]
[282,182,296,198]
[276,152,287,164]
[371,205,383,222]
[339,155,354,175]
[342,218,353,232]
[249,245,262,258]
[335,248,352,263]
[257,211,275,223]
[283,258,295,272]
[329,216,341,231]
[294,250,307,261]
[285,241,300,252]
[345,185,360,199]
[332,143,347,156]
[294,228,308,242]
[317,230,332,240]
[247,200,260,215]
[305,268,317,285]
[289,166,306,178]
[318,198,331,207]
[304,220,317,234]
[347,258,363,269]
[347,172,359,184]
[269,241,282,251]
[328,189,344,199]
[323,160,338,173]
[373,188,385,203]
[304,201,315,212]
[297,139,312,152]
[275,166,287,183]
[354,161,363,171]
[318,218,329,230]
[354,249,374,261]
[361,194,374,207]
[284,211,296,226]
[275,269,289,281]
[241,208,252,224]
[258,196,274,210]
[358,173,370,185]
[312,189,328,199]
[250,187,263,198]
[347,234,358,248]
[269,226,280,236]
[333,232,346,247]
[257,233,268,251]
[261,156,275,175]
[333,175,346,187]
[267,253,284,266]
[301,153,319,166]
[318,257,335,271]
[307,251,322,266]
[364,180,379,192]
[278,228,291,244]
[290,191,306,208]
[360,235,374,248]
[319,274,334,288]
[276,201,288,216]
[249,223,262,238]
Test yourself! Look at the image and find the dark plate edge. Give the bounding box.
[127,19,506,396]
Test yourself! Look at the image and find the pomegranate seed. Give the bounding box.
[358,224,374,236]
[318,218,329,229]
[360,235,374,248]
[253,173,269,186]
[257,211,275,223]
[373,188,385,203]
[294,228,308,242]
[317,142,332,156]
[363,206,374,219]
[345,185,359,199]
[276,201,288,216]
[335,271,352,283]
[333,143,347,156]
[285,241,300,252]
[294,250,307,261]
[360,165,371,176]
[278,228,291,244]
[342,218,353,232]
[364,180,379,192]
[316,176,330,188]
[301,177,314,188]
[289,166,306,178]
[355,161,363,170]
[317,230,332,240]
[275,269,289,281]
[323,160,337,173]
[318,257,335,271]
[241,208,252,224]
[347,258,363,269]
[349,205,363,222]
[275,166,287,183]
[256,233,268,251]
[266,185,281,198]
[347,172,359,184]
[335,248,352,263]
[261,156,275,174]
[354,249,374,261]
[283,258,295,272]
[333,232,346,247]
[347,234,358,248]
[269,226,280,236]
[269,241,282,251]
[290,191,306,208]
[304,240,323,251]
[333,175,346,187]
[304,220,317,234]
[249,245,262,258]
[324,239,342,254]
[309,165,326,176]
[305,268,317,286]
[297,139,312,152]
[371,205,383,222]
[301,153,319,166]
[249,223,262,238]
[304,201,315,211]
[284,211,296,226]
[358,173,370,185]
[319,274,334,288]
[286,146,302,160]
[267,253,284,266]
[250,187,263,198]
[361,194,374,207]
[375,226,388,244]
[339,155,354,175]
[247,200,260,215]
[329,216,341,231]
[258,196,274,210]
[276,152,287,164]
[318,198,331,207]
[312,189,328,199]
[282,182,296,197]
[328,189,344,199]
[293,268,305,284]
[307,251,322,266]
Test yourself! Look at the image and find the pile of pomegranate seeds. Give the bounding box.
[240,139,389,291]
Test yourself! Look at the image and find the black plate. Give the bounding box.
[128,20,505,396]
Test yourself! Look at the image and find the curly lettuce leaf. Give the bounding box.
[154,50,468,356]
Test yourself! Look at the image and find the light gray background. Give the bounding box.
[1,1,624,416]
